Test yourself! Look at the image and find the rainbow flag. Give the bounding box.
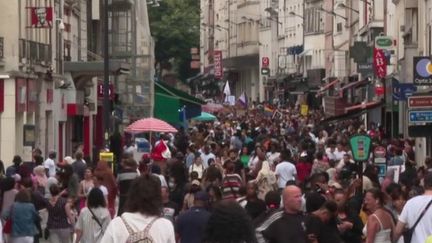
[264,106,274,116]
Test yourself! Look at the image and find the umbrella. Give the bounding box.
[125,117,178,133]
[192,112,217,122]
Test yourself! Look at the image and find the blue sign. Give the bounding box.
[409,111,432,123]
[392,78,417,101]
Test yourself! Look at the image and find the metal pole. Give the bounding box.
[103,0,110,148]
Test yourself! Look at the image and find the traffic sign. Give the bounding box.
[408,96,432,109]
[409,110,432,123]
[262,57,270,68]
[261,68,270,75]
[375,36,395,50]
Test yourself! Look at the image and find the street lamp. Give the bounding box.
[288,11,304,19]
[318,7,348,21]
[335,3,359,13]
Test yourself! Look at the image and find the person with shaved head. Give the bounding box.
[256,185,307,243]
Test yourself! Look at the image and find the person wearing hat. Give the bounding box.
[182,179,201,211]
[176,191,211,243]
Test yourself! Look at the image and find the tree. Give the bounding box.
[148,0,200,82]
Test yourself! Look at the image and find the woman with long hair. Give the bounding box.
[101,175,175,243]
[78,168,94,211]
[363,188,394,243]
[75,188,111,243]
[93,160,117,218]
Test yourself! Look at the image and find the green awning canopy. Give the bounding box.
[154,92,181,124]
[155,81,205,106]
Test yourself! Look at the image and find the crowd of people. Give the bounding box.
[0,104,431,243]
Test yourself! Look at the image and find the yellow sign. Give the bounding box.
[99,152,114,162]
[300,105,309,116]
[99,152,115,171]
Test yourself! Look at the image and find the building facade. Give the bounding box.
[0,0,153,165]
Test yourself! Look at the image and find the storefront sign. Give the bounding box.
[214,50,223,80]
[29,7,53,28]
[408,96,432,109]
[262,57,269,68]
[392,78,417,101]
[375,36,395,50]
[413,57,432,85]
[349,135,372,161]
[374,146,386,164]
[373,48,387,78]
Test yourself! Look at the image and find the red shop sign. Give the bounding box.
[373,48,387,78]
[214,50,223,80]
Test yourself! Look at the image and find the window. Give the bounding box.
[337,23,342,32]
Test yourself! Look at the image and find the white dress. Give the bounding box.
[363,214,392,243]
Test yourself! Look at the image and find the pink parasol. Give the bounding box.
[125,117,178,133]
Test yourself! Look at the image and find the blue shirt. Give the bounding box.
[176,206,210,243]
[11,202,39,237]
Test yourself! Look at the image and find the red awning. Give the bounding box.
[321,79,340,91]
[340,78,370,91]
[345,100,382,112]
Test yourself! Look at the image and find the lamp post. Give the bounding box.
[318,7,348,21]
[103,0,110,148]
[335,3,359,14]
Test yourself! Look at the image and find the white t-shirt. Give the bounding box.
[98,185,109,198]
[399,195,432,243]
[275,161,297,189]
[200,153,215,168]
[101,212,175,243]
[43,158,56,177]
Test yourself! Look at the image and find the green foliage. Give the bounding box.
[148,0,200,81]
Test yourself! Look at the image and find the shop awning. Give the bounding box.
[340,78,370,92]
[317,79,340,95]
[154,93,181,124]
[154,81,205,123]
[345,100,382,112]
[320,100,384,124]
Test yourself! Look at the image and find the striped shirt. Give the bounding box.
[222,173,243,200]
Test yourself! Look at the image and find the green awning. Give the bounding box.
[154,92,181,124]
[155,81,205,105]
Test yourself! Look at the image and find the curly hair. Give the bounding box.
[203,201,256,243]
[124,174,162,216]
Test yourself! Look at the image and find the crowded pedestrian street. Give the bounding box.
[2,0,432,243]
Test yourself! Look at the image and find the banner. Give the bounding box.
[214,50,223,80]
[373,48,387,78]
[29,7,53,28]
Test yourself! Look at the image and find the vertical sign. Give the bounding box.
[214,50,223,80]
[262,57,270,68]
[373,48,387,78]
[29,7,53,28]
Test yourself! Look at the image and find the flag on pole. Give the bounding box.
[238,91,248,108]
[223,81,231,103]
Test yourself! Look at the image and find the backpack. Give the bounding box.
[121,216,159,243]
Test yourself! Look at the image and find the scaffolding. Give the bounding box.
[107,0,154,121]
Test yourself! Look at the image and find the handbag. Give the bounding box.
[3,206,13,234]
[404,199,432,243]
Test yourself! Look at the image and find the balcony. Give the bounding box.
[19,39,52,66]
